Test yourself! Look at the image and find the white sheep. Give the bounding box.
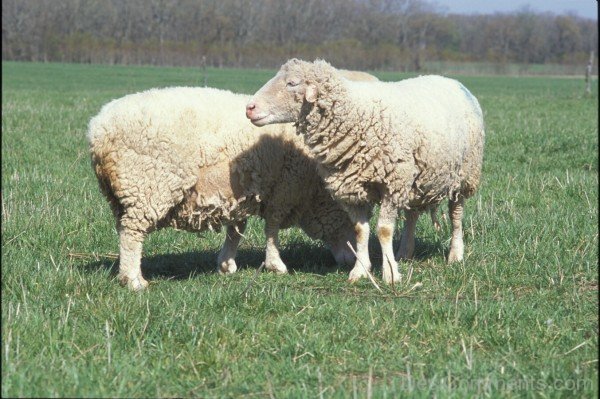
[246,59,485,284]
[88,86,357,291]
[338,69,380,82]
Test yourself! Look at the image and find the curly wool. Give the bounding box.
[292,60,485,211]
[88,87,355,288]
[247,59,485,284]
[337,69,380,82]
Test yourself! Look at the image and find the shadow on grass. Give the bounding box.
[412,237,447,261]
[82,235,445,282]
[82,242,346,282]
[368,236,446,264]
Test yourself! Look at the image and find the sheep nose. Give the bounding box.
[245,103,256,119]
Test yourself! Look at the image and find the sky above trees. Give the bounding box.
[433,0,597,19]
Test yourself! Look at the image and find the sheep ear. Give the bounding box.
[305,84,318,103]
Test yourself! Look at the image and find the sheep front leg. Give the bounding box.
[378,199,401,284]
[117,226,148,291]
[264,222,288,274]
[347,206,372,282]
[447,197,465,263]
[217,220,246,274]
[396,209,420,260]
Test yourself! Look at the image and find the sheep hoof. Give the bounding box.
[396,249,414,260]
[348,265,370,282]
[447,252,463,263]
[265,259,288,274]
[382,271,402,285]
[447,242,464,263]
[218,259,238,274]
[119,275,149,291]
[381,258,401,285]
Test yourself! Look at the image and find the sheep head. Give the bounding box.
[246,58,335,126]
[328,235,357,267]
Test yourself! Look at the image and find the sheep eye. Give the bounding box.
[286,81,299,87]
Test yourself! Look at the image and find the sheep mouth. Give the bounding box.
[250,115,270,126]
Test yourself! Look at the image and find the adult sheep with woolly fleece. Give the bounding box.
[246,59,485,284]
[88,86,357,291]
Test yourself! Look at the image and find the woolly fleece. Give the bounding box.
[88,87,356,290]
[247,59,485,284]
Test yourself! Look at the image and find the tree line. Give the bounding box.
[2,0,597,72]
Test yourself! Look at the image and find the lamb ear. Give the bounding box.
[305,84,318,103]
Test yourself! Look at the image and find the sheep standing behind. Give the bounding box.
[88,87,357,291]
[338,69,380,82]
[246,59,485,284]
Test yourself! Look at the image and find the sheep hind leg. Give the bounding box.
[396,209,420,260]
[217,220,246,274]
[447,197,465,263]
[264,222,288,274]
[378,199,401,285]
[117,225,148,291]
[430,206,441,231]
[347,207,372,283]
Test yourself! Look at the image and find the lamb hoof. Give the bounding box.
[119,275,149,291]
[265,259,288,274]
[218,259,238,274]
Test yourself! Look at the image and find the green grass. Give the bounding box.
[2,60,598,398]
[421,60,595,76]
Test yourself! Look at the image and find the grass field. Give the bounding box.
[2,61,598,398]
